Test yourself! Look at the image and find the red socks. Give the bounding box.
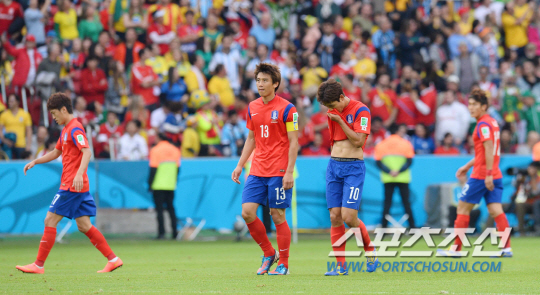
[246,217,274,257]
[358,219,374,252]
[330,225,346,268]
[35,227,56,267]
[453,214,470,251]
[494,213,511,248]
[275,221,291,268]
[85,226,116,260]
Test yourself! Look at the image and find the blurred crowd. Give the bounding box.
[3,0,540,160]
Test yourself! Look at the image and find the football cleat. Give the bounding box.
[256,250,279,275]
[268,264,289,275]
[324,265,348,276]
[436,248,462,258]
[366,250,379,272]
[16,263,44,274]
[97,257,123,273]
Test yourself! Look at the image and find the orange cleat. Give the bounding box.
[16,263,44,274]
[97,257,123,273]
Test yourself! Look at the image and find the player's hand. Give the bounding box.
[456,166,469,178]
[282,172,294,190]
[327,112,342,122]
[231,166,242,184]
[389,170,399,177]
[73,174,83,192]
[485,175,494,191]
[24,160,36,175]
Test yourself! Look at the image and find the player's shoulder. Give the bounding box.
[276,95,296,108]
[479,115,499,128]
[351,100,370,113]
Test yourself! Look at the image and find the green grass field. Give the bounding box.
[1,233,540,294]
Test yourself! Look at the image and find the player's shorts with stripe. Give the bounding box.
[459,178,503,204]
[242,175,292,209]
[49,189,97,219]
[326,158,366,210]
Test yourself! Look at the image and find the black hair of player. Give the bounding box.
[469,89,489,106]
[47,92,73,114]
[254,62,281,92]
[317,78,344,105]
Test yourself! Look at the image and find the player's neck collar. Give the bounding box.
[261,94,276,105]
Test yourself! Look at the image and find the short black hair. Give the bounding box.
[228,109,237,118]
[254,63,281,92]
[185,10,194,17]
[138,46,151,59]
[389,124,405,135]
[47,92,73,114]
[372,116,383,124]
[317,78,344,105]
[469,89,489,106]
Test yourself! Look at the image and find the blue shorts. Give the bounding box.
[48,189,97,219]
[242,175,292,209]
[326,159,366,210]
[459,178,503,205]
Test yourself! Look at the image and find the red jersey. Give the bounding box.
[328,100,371,149]
[415,86,437,126]
[471,114,502,179]
[344,87,362,102]
[55,119,90,192]
[395,93,416,128]
[148,24,173,55]
[131,62,159,106]
[434,146,460,155]
[329,62,354,77]
[0,1,22,35]
[247,95,298,177]
[368,88,397,121]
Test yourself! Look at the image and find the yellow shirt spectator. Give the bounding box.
[54,8,79,40]
[184,68,207,93]
[0,108,32,148]
[109,0,128,33]
[353,58,376,78]
[181,127,200,158]
[145,56,169,79]
[385,0,410,12]
[502,3,533,48]
[208,75,234,107]
[300,66,328,91]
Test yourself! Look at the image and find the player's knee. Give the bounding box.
[241,210,256,223]
[44,216,59,227]
[342,214,356,227]
[329,211,343,225]
[76,222,92,233]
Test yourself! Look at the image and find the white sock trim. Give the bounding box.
[109,257,118,263]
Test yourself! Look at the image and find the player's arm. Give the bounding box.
[483,139,495,191]
[24,149,62,175]
[73,148,91,192]
[456,158,475,178]
[231,130,255,184]
[329,113,367,148]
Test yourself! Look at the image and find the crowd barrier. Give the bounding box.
[0,156,531,235]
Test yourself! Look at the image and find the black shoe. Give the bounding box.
[172,232,178,240]
[155,234,165,240]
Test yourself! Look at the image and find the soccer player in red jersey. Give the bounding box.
[317,79,378,276]
[231,63,299,275]
[438,89,512,258]
[16,93,123,274]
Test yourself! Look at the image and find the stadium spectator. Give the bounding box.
[372,16,395,73]
[434,133,461,155]
[394,78,418,129]
[208,64,235,108]
[329,48,353,78]
[521,92,540,134]
[410,124,434,155]
[416,79,437,130]
[181,115,200,158]
[162,101,184,145]
[25,0,50,46]
[1,33,42,89]
[375,123,416,229]
[96,111,122,158]
[221,109,248,157]
[122,0,148,44]
[353,44,376,83]
[147,0,183,34]
[79,4,104,43]
[435,91,471,146]
[113,28,145,69]
[516,131,540,156]
[0,94,32,159]
[192,90,221,156]
[428,33,448,70]
[36,42,62,89]
[398,19,428,68]
[184,54,207,93]
[301,132,329,156]
[300,53,328,92]
[517,61,540,99]
[73,96,94,127]
[124,95,150,130]
[249,12,275,51]
[80,55,108,105]
[453,42,480,94]
[30,125,49,159]
[161,67,188,103]
[177,10,201,54]
[245,44,272,93]
[148,132,181,240]
[366,74,397,127]
[202,13,222,47]
[208,32,243,94]
[501,0,533,50]
[148,10,176,56]
[0,0,23,38]
[54,0,78,42]
[131,47,160,109]
[117,119,148,160]
[316,19,343,73]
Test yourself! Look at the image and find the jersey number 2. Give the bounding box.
[260,125,269,138]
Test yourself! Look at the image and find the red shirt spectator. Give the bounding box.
[177,10,202,53]
[434,146,460,155]
[96,112,122,157]
[415,84,437,127]
[80,56,108,104]
[0,0,23,36]
[131,47,160,106]
[113,28,145,69]
[310,108,331,149]
[298,120,315,148]
[148,10,176,55]
[367,87,397,122]
[2,34,42,87]
[395,92,417,128]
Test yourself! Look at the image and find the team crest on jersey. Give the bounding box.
[271,110,278,123]
[346,114,353,124]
